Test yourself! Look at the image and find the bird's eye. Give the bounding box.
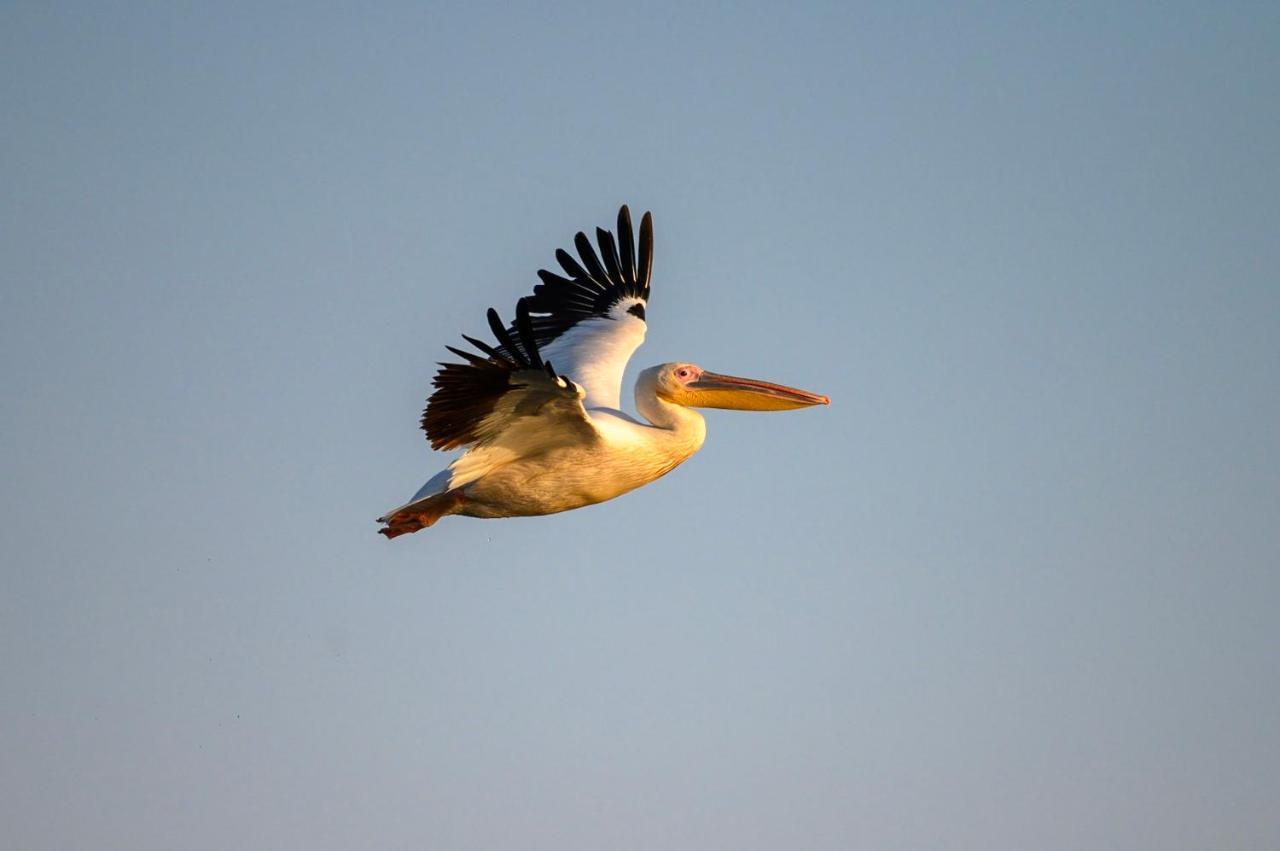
[675,368,690,379]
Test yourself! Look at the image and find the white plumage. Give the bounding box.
[378,206,827,538]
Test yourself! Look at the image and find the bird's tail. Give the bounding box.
[377,490,465,539]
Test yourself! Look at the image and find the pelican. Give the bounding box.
[378,205,828,538]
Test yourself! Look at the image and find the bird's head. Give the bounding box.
[650,362,829,411]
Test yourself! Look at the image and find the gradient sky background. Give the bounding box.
[3,3,1278,849]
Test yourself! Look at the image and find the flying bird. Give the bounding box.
[378,206,828,538]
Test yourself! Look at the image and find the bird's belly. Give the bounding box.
[458,448,681,518]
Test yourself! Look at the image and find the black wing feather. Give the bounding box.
[444,345,491,367]
[513,299,543,369]
[636,211,653,301]
[424,303,574,450]
[597,227,624,286]
[555,248,593,285]
[421,354,513,451]
[573,231,611,287]
[485,308,524,364]
[495,205,652,357]
[460,333,505,362]
[617,206,636,285]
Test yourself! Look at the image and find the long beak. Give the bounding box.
[685,371,830,411]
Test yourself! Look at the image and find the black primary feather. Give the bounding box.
[513,299,543,369]
[459,333,504,362]
[636,211,653,301]
[596,227,623,285]
[573,231,610,286]
[555,249,591,285]
[617,206,636,285]
[422,303,573,451]
[485,308,524,364]
[495,205,653,358]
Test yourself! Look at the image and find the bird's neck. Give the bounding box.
[636,385,707,453]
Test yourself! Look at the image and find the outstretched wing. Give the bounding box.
[497,205,653,410]
[422,299,597,453]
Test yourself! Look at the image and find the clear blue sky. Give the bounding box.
[2,3,1278,849]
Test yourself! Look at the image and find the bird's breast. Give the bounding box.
[458,425,700,518]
